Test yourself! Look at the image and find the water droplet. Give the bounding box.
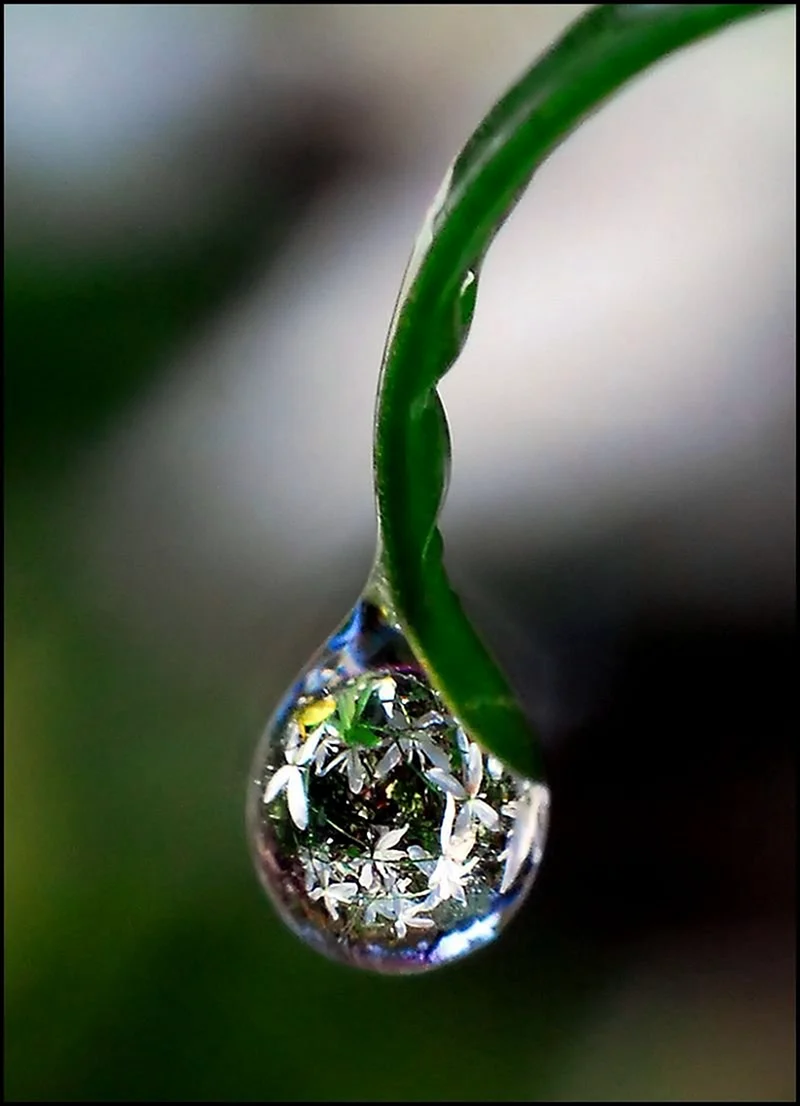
[247,597,549,973]
[454,267,478,344]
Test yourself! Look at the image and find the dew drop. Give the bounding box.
[247,597,549,973]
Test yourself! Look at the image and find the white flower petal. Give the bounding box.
[376,744,402,779]
[296,730,323,766]
[449,831,477,864]
[406,913,434,930]
[313,732,339,773]
[374,862,397,887]
[440,794,456,850]
[453,804,472,840]
[286,770,309,830]
[359,861,374,889]
[407,845,435,876]
[367,896,395,924]
[347,750,365,793]
[473,799,500,830]
[284,719,302,749]
[462,855,480,877]
[466,743,483,796]
[263,764,292,804]
[379,824,408,852]
[426,768,467,799]
[500,786,549,892]
[330,881,358,903]
[416,736,452,772]
[500,839,526,892]
[320,750,346,776]
[487,755,504,780]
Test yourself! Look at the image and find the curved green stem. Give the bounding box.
[371,3,785,779]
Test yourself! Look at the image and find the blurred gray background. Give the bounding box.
[5,4,796,1101]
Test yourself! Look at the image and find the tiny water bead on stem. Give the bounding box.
[248,598,550,973]
[247,4,783,971]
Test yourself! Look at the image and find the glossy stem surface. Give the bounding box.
[372,3,783,779]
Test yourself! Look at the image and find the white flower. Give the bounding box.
[364,892,397,925]
[303,855,334,892]
[363,877,432,938]
[500,784,549,893]
[321,744,367,793]
[454,743,500,836]
[359,824,409,890]
[425,741,499,836]
[375,824,409,861]
[426,794,479,907]
[364,874,408,925]
[263,722,322,831]
[376,732,452,779]
[311,725,342,774]
[308,867,358,920]
[394,899,435,940]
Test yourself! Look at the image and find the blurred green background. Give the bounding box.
[5,5,795,1101]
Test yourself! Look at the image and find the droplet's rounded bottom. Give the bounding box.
[247,600,549,973]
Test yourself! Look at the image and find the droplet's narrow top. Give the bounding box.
[247,599,549,973]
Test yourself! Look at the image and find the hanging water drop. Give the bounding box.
[247,596,549,973]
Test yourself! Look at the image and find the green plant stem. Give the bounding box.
[372,3,786,779]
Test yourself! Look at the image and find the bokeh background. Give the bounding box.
[4,4,796,1101]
